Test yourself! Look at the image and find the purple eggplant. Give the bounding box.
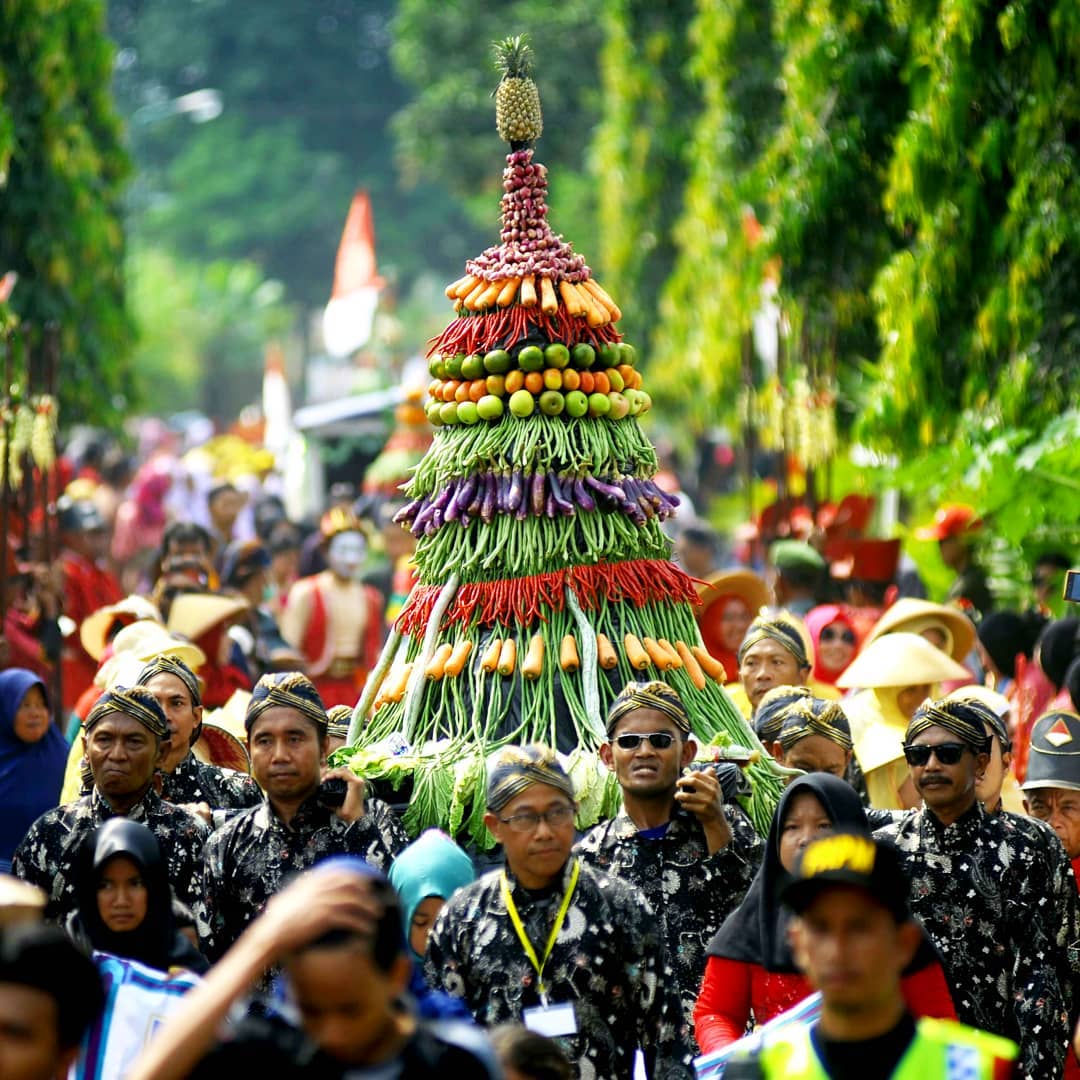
[585,474,628,506]
[507,469,524,513]
[454,474,478,515]
[432,483,455,512]
[392,497,422,524]
[531,472,546,517]
[467,477,485,517]
[549,473,575,516]
[481,474,497,524]
[572,476,596,513]
[545,491,557,518]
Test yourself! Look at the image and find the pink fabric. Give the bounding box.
[803,604,860,686]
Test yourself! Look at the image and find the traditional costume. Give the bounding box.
[280,509,384,708]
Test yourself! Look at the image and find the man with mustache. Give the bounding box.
[875,696,1076,1080]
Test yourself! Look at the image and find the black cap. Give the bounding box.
[57,496,106,533]
[1023,710,1080,793]
[780,832,910,922]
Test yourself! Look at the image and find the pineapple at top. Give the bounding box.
[494,35,543,145]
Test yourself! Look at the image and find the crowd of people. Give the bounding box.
[1,433,1080,1079]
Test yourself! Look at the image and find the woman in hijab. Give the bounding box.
[803,605,860,687]
[69,818,207,974]
[0,668,67,872]
[693,773,954,1053]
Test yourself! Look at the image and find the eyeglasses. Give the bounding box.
[613,731,677,751]
[902,742,969,767]
[820,626,856,645]
[498,805,576,833]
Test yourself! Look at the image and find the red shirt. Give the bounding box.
[693,955,958,1055]
[60,550,122,709]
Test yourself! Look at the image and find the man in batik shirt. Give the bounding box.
[875,695,1076,1080]
[425,744,664,1080]
[575,681,761,1078]
[12,686,209,924]
[200,672,406,960]
[137,654,262,829]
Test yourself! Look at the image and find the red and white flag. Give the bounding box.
[322,190,385,357]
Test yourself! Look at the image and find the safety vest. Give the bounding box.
[729,1016,1018,1079]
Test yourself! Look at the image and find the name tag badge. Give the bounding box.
[523,1001,578,1038]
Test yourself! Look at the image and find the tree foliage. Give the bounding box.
[0,0,134,424]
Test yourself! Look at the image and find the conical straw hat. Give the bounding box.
[863,598,975,663]
[167,593,249,643]
[95,622,207,687]
[80,595,162,661]
[836,631,970,690]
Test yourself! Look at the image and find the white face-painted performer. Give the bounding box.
[279,508,385,711]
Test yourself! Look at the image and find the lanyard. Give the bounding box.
[500,857,580,1006]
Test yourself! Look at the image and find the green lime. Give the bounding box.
[483,348,512,374]
[444,353,464,379]
[571,343,596,369]
[544,343,570,369]
[517,345,545,372]
[428,354,445,379]
[618,342,637,367]
[598,343,620,369]
[460,354,485,380]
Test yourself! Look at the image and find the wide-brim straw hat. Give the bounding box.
[863,598,975,663]
[836,631,970,690]
[80,596,163,662]
[696,569,770,619]
[192,722,251,775]
[0,875,47,928]
[203,689,252,745]
[167,593,250,643]
[95,621,207,687]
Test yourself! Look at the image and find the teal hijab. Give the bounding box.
[388,829,475,959]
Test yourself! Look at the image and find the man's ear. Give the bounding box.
[787,917,809,973]
[896,919,923,971]
[389,951,413,996]
[483,811,503,845]
[320,735,330,764]
[681,738,698,769]
[599,742,615,771]
[770,741,786,764]
[974,751,990,782]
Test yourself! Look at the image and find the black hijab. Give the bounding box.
[1038,618,1080,690]
[707,773,867,972]
[72,818,204,973]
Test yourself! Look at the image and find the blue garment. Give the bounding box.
[0,668,67,870]
[388,829,476,961]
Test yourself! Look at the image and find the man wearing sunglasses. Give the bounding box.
[425,743,664,1080]
[875,697,1076,1080]
[576,681,762,1077]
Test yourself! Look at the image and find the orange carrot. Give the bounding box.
[463,279,487,310]
[658,638,684,669]
[624,633,651,670]
[558,280,586,317]
[476,279,502,309]
[596,633,618,670]
[583,278,623,321]
[522,634,545,680]
[579,287,609,328]
[539,276,558,315]
[446,274,475,299]
[520,275,538,308]
[480,637,502,673]
[497,638,517,676]
[444,640,473,678]
[560,634,580,673]
[385,662,414,702]
[643,637,674,670]
[691,646,728,683]
[674,642,707,689]
[425,644,455,681]
[497,278,519,307]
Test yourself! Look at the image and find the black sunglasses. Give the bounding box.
[820,626,856,645]
[903,742,969,767]
[614,731,676,751]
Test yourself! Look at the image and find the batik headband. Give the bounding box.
[84,686,169,738]
[778,698,854,751]
[325,704,352,741]
[606,680,691,735]
[755,684,814,742]
[906,698,992,751]
[135,654,202,707]
[943,691,1010,749]
[245,671,328,734]
[486,745,576,812]
[738,615,810,670]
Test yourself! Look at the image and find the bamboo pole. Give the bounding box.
[0,329,12,623]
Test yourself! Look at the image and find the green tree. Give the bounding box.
[863,0,1080,450]
[0,0,133,424]
[108,0,481,308]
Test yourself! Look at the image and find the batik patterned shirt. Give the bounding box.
[11,787,209,926]
[160,753,263,829]
[424,858,664,1080]
[201,792,406,959]
[876,800,1076,1080]
[575,803,762,1078]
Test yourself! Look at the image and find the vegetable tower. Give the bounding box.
[345,37,781,843]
